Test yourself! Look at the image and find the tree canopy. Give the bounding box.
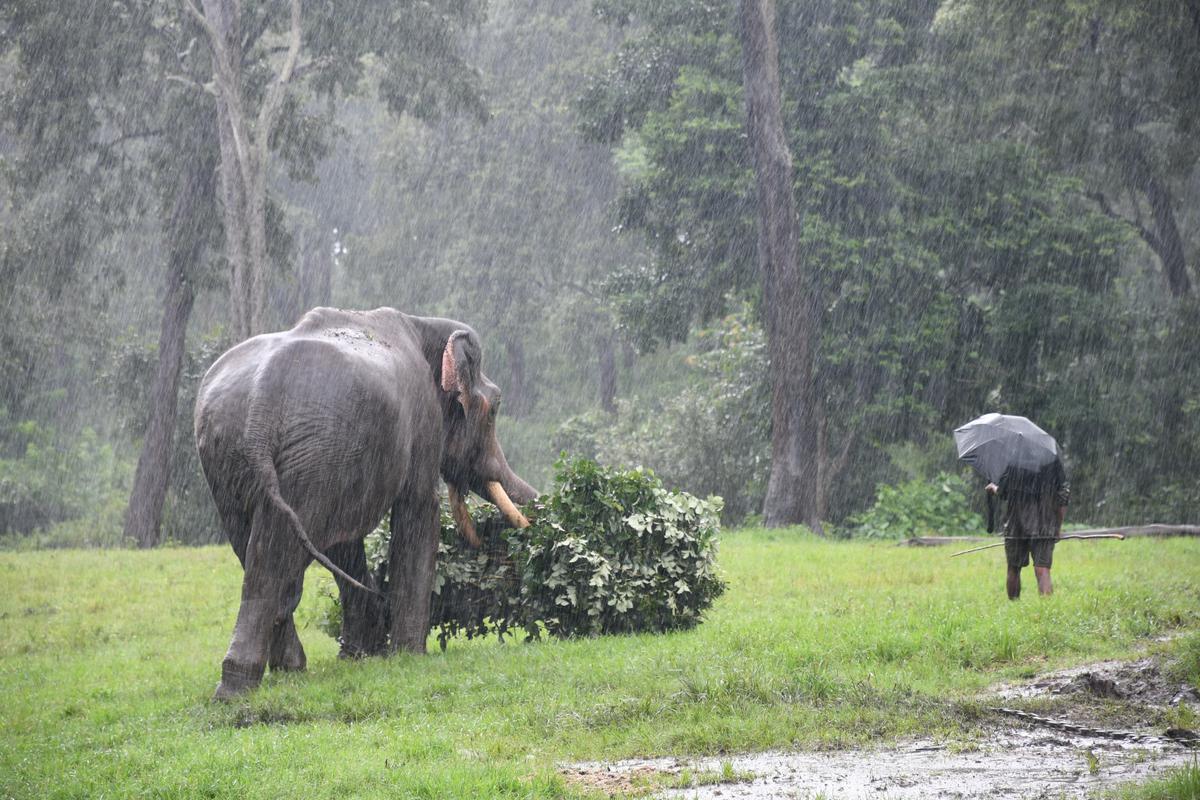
[0,0,1196,544]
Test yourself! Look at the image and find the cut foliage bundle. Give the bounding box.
[319,457,726,648]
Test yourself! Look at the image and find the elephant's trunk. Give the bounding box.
[447,484,482,548]
[500,469,538,506]
[487,481,531,529]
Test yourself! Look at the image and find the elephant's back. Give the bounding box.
[194,321,438,541]
[194,334,276,468]
[196,316,430,428]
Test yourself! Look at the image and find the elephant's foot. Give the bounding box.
[388,632,428,655]
[339,615,389,659]
[212,659,264,701]
[338,638,387,660]
[267,648,306,673]
[267,622,307,673]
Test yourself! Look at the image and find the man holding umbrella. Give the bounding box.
[955,414,1070,599]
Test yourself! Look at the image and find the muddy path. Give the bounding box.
[563,654,1199,799]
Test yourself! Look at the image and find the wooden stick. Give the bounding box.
[1064,524,1200,538]
[949,533,1126,558]
[901,536,991,547]
[906,524,1200,548]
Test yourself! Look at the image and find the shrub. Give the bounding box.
[0,415,130,544]
[842,471,985,539]
[318,457,727,647]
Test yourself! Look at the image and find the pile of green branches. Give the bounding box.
[319,457,726,648]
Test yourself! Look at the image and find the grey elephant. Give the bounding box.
[194,307,536,699]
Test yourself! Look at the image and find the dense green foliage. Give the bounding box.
[0,418,127,543]
[554,306,770,522]
[842,471,984,539]
[320,457,725,645]
[500,457,724,637]
[3,534,1199,798]
[578,0,1199,524]
[1,0,1198,545]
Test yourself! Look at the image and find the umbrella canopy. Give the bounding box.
[953,413,1059,485]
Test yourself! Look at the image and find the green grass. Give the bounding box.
[1112,761,1200,800]
[2,530,1198,798]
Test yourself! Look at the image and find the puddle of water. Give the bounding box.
[565,653,1199,798]
[570,734,1195,799]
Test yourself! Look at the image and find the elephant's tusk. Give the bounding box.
[447,484,482,548]
[487,481,531,529]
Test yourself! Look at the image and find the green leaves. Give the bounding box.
[320,457,726,647]
[844,471,985,539]
[508,456,725,639]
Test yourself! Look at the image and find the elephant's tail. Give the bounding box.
[259,460,381,597]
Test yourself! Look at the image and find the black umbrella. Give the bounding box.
[953,413,1059,485]
[954,413,1060,533]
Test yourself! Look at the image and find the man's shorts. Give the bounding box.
[1005,536,1056,570]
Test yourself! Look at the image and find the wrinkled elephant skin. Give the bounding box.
[194,308,536,699]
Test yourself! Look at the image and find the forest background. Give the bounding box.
[1,0,1197,548]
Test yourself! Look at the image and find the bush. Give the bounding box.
[0,415,130,544]
[318,457,727,647]
[842,471,985,539]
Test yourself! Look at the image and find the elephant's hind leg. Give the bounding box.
[214,507,310,701]
[267,578,306,673]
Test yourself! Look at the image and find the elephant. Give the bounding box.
[194,307,537,699]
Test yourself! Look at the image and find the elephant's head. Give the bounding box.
[435,326,538,546]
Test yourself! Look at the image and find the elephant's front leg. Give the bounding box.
[386,490,441,653]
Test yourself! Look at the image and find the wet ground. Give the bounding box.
[563,654,1199,799]
[989,656,1198,708]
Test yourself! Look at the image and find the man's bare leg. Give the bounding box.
[1034,566,1053,596]
[1007,567,1021,600]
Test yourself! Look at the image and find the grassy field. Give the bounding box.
[2,529,1199,799]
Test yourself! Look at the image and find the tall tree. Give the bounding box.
[178,0,488,339]
[183,0,299,338]
[2,2,225,546]
[737,0,819,526]
[123,115,219,548]
[936,1,1200,298]
[580,0,953,523]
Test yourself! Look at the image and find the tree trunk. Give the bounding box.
[199,0,253,339]
[123,155,214,548]
[599,332,617,415]
[503,337,530,419]
[212,88,252,338]
[293,225,331,318]
[1144,176,1192,297]
[814,401,828,523]
[124,266,195,548]
[194,0,303,339]
[738,0,821,528]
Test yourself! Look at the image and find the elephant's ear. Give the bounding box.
[440,330,475,411]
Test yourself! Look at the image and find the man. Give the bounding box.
[986,459,1069,599]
